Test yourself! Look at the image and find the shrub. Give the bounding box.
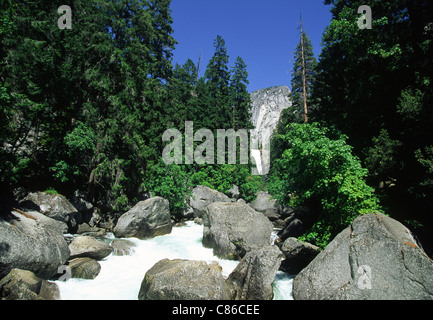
[144,161,193,219]
[191,164,262,203]
[269,123,381,248]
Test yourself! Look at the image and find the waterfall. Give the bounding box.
[55,221,294,300]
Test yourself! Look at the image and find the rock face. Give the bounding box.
[189,185,232,218]
[0,210,70,280]
[227,245,282,300]
[250,86,292,175]
[22,191,81,233]
[113,197,172,239]
[293,213,433,300]
[202,202,273,260]
[138,259,231,300]
[0,268,60,300]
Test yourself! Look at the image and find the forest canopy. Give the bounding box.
[1,0,432,252]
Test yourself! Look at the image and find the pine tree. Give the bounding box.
[167,59,198,130]
[291,15,317,123]
[230,56,253,130]
[204,35,231,129]
[272,16,317,165]
[146,0,178,80]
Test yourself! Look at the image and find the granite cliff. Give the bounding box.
[250,86,292,175]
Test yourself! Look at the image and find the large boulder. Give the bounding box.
[278,205,318,241]
[22,191,81,233]
[279,238,320,275]
[0,268,60,300]
[227,245,282,300]
[0,209,70,280]
[189,185,231,218]
[293,213,433,300]
[202,202,273,260]
[113,197,172,240]
[248,191,279,221]
[69,190,94,215]
[68,257,101,280]
[68,235,113,260]
[227,185,240,200]
[138,259,232,300]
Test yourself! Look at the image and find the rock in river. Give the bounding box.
[202,202,273,260]
[113,197,172,240]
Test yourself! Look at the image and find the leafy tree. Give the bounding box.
[313,0,433,253]
[146,0,178,80]
[0,0,177,212]
[167,59,198,130]
[191,164,262,203]
[269,123,381,248]
[143,160,193,219]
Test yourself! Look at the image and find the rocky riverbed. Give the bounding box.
[1,186,433,300]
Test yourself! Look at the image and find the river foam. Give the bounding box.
[55,221,294,300]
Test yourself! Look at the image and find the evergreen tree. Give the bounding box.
[0,0,177,212]
[313,0,433,255]
[204,35,231,129]
[272,18,317,167]
[146,0,177,80]
[230,56,253,130]
[167,59,198,130]
[291,16,317,123]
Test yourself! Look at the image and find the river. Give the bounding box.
[55,221,294,300]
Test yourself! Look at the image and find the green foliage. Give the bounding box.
[269,123,381,248]
[273,24,317,163]
[413,146,433,199]
[144,161,193,219]
[191,164,262,203]
[397,88,425,122]
[313,1,433,252]
[204,35,232,130]
[44,188,60,196]
[363,129,402,180]
[230,56,253,130]
[290,29,317,118]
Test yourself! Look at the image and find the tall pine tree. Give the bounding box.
[272,17,317,165]
[291,15,317,123]
[230,56,253,130]
[204,35,231,129]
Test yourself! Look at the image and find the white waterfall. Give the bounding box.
[55,221,294,300]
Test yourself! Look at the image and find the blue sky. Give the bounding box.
[170,0,333,93]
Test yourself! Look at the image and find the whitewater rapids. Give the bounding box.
[55,221,294,300]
